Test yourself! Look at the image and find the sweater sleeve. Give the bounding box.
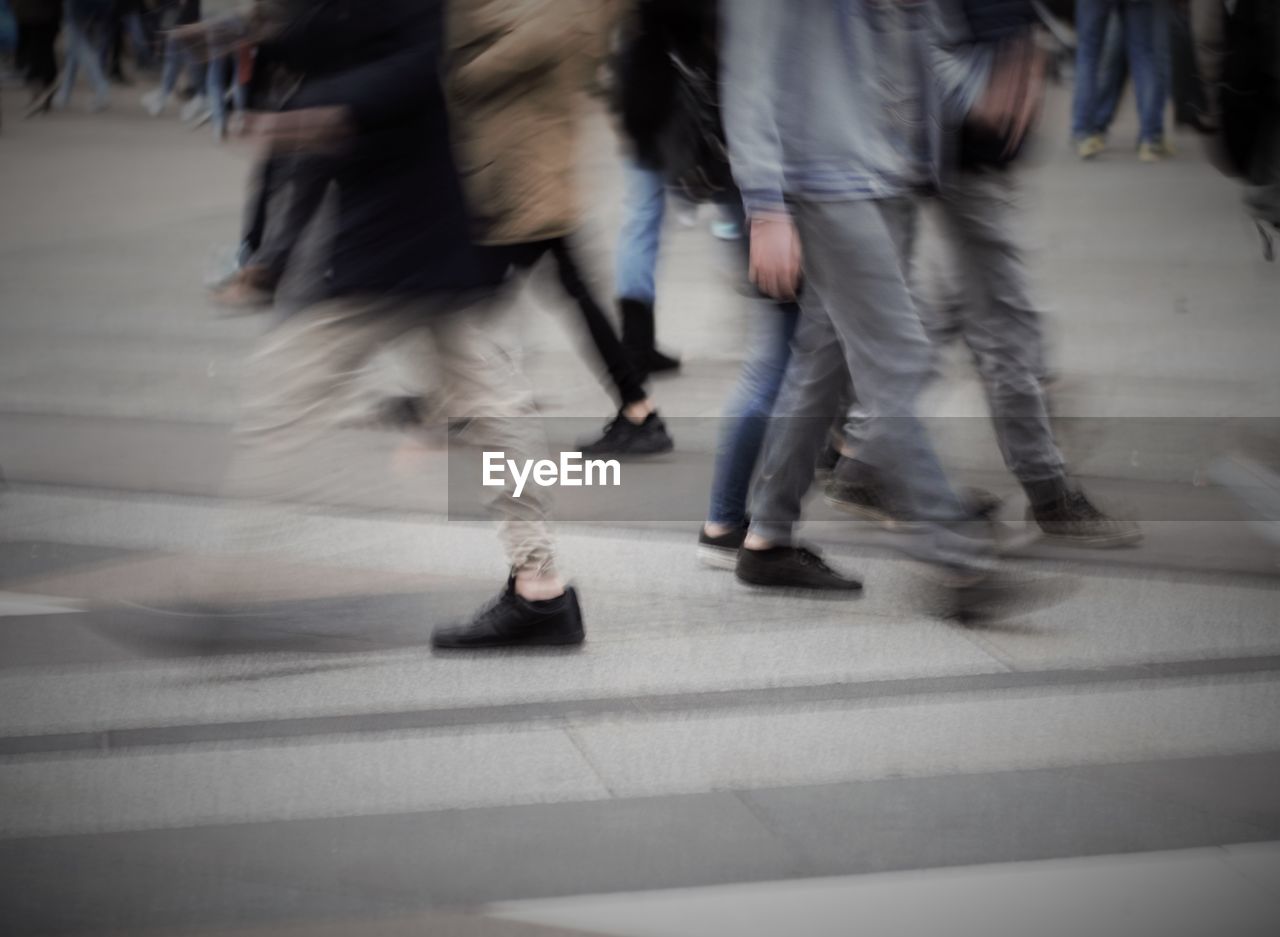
[722,0,790,219]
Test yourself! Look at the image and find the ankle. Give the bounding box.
[514,571,565,602]
[703,521,739,538]
[742,533,775,552]
[621,399,654,424]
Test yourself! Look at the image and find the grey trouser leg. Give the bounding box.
[936,172,1065,486]
[750,198,987,572]
[232,292,557,576]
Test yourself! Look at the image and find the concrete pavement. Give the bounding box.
[1,80,1279,936]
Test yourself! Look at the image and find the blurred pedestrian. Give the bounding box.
[226,0,584,650]
[139,0,205,120]
[1073,0,1170,161]
[52,0,112,112]
[827,0,1143,549]
[445,0,674,457]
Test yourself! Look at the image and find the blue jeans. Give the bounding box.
[1092,2,1172,137]
[205,44,247,132]
[707,300,799,527]
[614,159,666,303]
[159,34,203,98]
[55,6,110,107]
[1073,0,1165,144]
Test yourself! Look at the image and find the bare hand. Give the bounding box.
[969,35,1048,158]
[749,216,802,301]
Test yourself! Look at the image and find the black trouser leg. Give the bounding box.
[548,238,649,407]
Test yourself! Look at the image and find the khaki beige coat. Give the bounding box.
[446,0,621,245]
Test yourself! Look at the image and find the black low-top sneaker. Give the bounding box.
[736,545,862,592]
[1028,490,1142,548]
[697,524,747,570]
[432,579,585,649]
[579,411,674,456]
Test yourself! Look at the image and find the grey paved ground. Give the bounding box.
[1,80,1279,937]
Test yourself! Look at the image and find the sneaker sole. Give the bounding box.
[697,544,739,571]
[735,574,863,597]
[824,495,925,532]
[431,632,585,650]
[1038,530,1144,549]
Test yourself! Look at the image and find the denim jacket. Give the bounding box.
[723,0,991,217]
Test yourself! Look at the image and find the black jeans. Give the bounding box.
[507,238,648,407]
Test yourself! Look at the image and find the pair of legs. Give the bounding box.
[1091,2,1173,137]
[232,151,335,299]
[231,289,563,598]
[835,172,1140,547]
[747,198,988,576]
[148,34,204,108]
[1073,0,1166,145]
[55,5,111,110]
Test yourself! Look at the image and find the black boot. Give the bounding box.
[619,298,680,380]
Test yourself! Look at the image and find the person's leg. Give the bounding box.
[124,12,151,69]
[428,294,561,589]
[745,289,852,548]
[1091,10,1129,136]
[793,198,987,573]
[231,297,421,502]
[250,153,335,288]
[615,159,679,375]
[1152,0,1174,128]
[548,237,648,408]
[1120,0,1165,146]
[938,173,1064,493]
[1073,0,1115,140]
[615,158,666,305]
[205,45,228,137]
[54,10,82,107]
[706,300,800,530]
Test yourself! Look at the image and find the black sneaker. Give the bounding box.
[825,478,922,530]
[697,524,747,570]
[431,579,585,649]
[1029,490,1142,548]
[736,545,862,592]
[579,411,674,456]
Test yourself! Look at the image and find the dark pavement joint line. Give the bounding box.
[2,653,1279,758]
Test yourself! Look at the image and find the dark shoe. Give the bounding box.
[825,475,921,531]
[431,579,584,649]
[698,524,747,571]
[579,411,674,456]
[1029,490,1142,548]
[736,544,862,592]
